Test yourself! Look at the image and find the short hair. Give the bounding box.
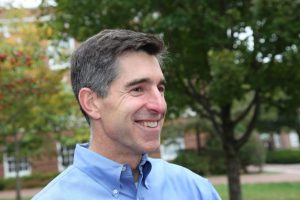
[70,29,166,124]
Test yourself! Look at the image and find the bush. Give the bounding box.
[0,178,15,191]
[172,149,226,176]
[0,172,58,191]
[0,179,5,190]
[172,150,210,175]
[205,149,227,175]
[239,133,266,172]
[266,149,300,164]
[173,133,267,175]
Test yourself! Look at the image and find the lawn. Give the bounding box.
[1,182,300,200]
[215,182,300,200]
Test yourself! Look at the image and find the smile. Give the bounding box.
[137,121,159,128]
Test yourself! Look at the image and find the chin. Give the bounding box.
[142,142,160,153]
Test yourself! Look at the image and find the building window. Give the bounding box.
[56,143,75,172]
[3,154,31,178]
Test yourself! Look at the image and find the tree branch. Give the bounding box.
[190,104,212,120]
[232,91,257,125]
[174,75,222,137]
[236,90,261,149]
[184,79,223,137]
[186,79,220,117]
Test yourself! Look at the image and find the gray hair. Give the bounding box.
[70,29,166,124]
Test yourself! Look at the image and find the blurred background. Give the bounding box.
[0,0,300,200]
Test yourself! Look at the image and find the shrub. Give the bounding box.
[173,133,266,175]
[172,149,226,176]
[0,179,5,190]
[172,150,210,175]
[205,149,226,175]
[239,133,266,172]
[0,172,58,191]
[266,149,300,164]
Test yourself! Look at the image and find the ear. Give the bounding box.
[78,88,102,120]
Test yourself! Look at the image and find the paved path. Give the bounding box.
[208,164,300,185]
[1,164,300,199]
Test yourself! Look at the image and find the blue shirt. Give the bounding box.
[33,144,221,200]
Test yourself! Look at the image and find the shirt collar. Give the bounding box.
[73,143,152,190]
[137,153,152,189]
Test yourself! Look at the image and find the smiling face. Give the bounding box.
[96,51,167,155]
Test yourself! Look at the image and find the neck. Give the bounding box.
[132,168,140,182]
[89,123,142,173]
[90,139,141,182]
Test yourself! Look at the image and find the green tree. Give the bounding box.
[0,8,82,200]
[40,1,300,199]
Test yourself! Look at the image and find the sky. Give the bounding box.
[0,0,55,8]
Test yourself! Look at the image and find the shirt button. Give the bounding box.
[112,189,119,198]
[122,166,126,171]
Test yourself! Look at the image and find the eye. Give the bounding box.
[133,87,143,92]
[130,87,144,96]
[158,85,165,94]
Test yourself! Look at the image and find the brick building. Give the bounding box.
[0,139,161,179]
[0,140,74,179]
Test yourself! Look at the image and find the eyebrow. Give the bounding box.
[125,77,166,89]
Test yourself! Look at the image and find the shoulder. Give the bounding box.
[147,158,221,199]
[149,157,204,180]
[32,166,87,200]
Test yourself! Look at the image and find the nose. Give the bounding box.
[146,88,167,114]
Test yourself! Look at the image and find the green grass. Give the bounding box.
[1,182,300,200]
[215,182,300,200]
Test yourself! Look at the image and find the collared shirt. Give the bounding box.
[33,144,221,200]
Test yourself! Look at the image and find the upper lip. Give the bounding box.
[132,110,165,126]
[134,115,163,122]
[134,114,164,122]
[134,118,162,122]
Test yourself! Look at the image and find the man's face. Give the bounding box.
[98,51,167,154]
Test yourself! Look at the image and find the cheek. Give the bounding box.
[122,97,146,112]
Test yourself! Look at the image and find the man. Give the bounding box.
[33,29,221,200]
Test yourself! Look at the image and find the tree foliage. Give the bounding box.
[40,1,300,199]
[0,8,89,151]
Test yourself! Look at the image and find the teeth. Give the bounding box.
[142,121,158,128]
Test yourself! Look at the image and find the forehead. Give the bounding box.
[115,51,165,83]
